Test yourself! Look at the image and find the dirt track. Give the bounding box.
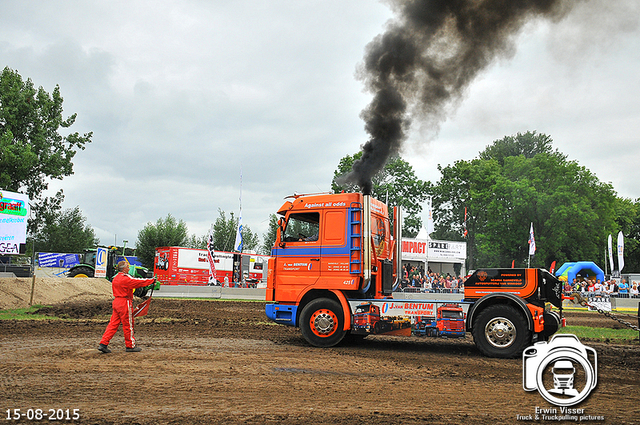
[1,299,639,424]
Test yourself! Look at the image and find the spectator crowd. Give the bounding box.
[400,264,465,294]
[398,263,639,298]
[563,277,639,298]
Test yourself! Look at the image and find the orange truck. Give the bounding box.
[264,192,564,358]
[412,303,465,338]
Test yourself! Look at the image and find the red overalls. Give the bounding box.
[100,272,155,349]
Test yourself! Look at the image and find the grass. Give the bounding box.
[0,305,58,320]
[557,325,639,342]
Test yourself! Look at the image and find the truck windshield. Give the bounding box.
[283,213,320,242]
[441,310,463,319]
[355,304,371,313]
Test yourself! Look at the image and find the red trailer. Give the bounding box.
[154,246,268,286]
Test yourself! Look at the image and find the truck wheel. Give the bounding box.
[299,298,346,348]
[472,304,531,358]
[68,266,94,278]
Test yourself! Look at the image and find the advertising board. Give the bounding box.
[0,190,29,254]
[94,247,108,278]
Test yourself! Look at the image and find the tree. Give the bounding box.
[260,214,278,255]
[185,234,207,250]
[211,209,259,252]
[430,132,620,270]
[332,153,429,237]
[612,197,640,273]
[135,214,189,268]
[31,205,99,253]
[478,131,565,165]
[0,67,92,232]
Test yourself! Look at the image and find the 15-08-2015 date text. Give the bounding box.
[5,409,80,421]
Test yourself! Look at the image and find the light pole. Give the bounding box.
[122,240,128,256]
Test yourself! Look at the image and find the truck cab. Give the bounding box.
[265,192,401,347]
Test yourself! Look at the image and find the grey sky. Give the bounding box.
[1,1,638,248]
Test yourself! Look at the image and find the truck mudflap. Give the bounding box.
[265,304,298,326]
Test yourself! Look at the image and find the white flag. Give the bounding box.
[528,223,536,256]
[617,231,624,272]
[234,214,243,252]
[426,197,434,234]
[607,234,614,273]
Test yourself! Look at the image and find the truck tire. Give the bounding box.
[68,266,94,278]
[472,304,531,358]
[299,298,346,348]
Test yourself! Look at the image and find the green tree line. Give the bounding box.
[428,132,639,271]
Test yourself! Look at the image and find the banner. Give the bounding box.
[234,215,243,251]
[207,226,217,285]
[607,234,614,273]
[425,197,434,234]
[0,190,29,254]
[38,253,80,268]
[463,207,468,238]
[617,231,624,272]
[95,247,108,278]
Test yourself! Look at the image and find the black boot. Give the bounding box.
[97,344,111,354]
[125,346,142,352]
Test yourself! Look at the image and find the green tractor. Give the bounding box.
[67,246,158,297]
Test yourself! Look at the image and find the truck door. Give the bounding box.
[272,211,321,301]
[319,208,357,290]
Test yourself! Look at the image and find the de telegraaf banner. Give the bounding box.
[0,190,29,254]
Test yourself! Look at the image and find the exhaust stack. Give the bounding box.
[393,205,402,292]
[362,194,372,289]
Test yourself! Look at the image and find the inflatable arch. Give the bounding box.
[555,261,605,283]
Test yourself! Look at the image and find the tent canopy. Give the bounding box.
[555,261,604,283]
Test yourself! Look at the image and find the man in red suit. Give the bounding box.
[98,261,156,353]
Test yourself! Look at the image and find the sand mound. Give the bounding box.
[0,277,113,310]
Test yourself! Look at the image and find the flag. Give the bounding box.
[133,298,152,317]
[426,197,434,234]
[207,226,218,285]
[607,234,614,272]
[528,223,536,256]
[617,231,624,272]
[234,169,243,252]
[549,260,556,274]
[234,214,243,252]
[511,260,515,268]
[463,207,468,238]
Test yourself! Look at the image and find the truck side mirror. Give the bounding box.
[278,218,286,248]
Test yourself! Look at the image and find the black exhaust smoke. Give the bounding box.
[340,0,571,193]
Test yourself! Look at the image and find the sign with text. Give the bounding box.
[401,238,466,263]
[0,190,29,254]
[95,247,108,278]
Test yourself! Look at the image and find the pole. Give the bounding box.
[29,274,36,307]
